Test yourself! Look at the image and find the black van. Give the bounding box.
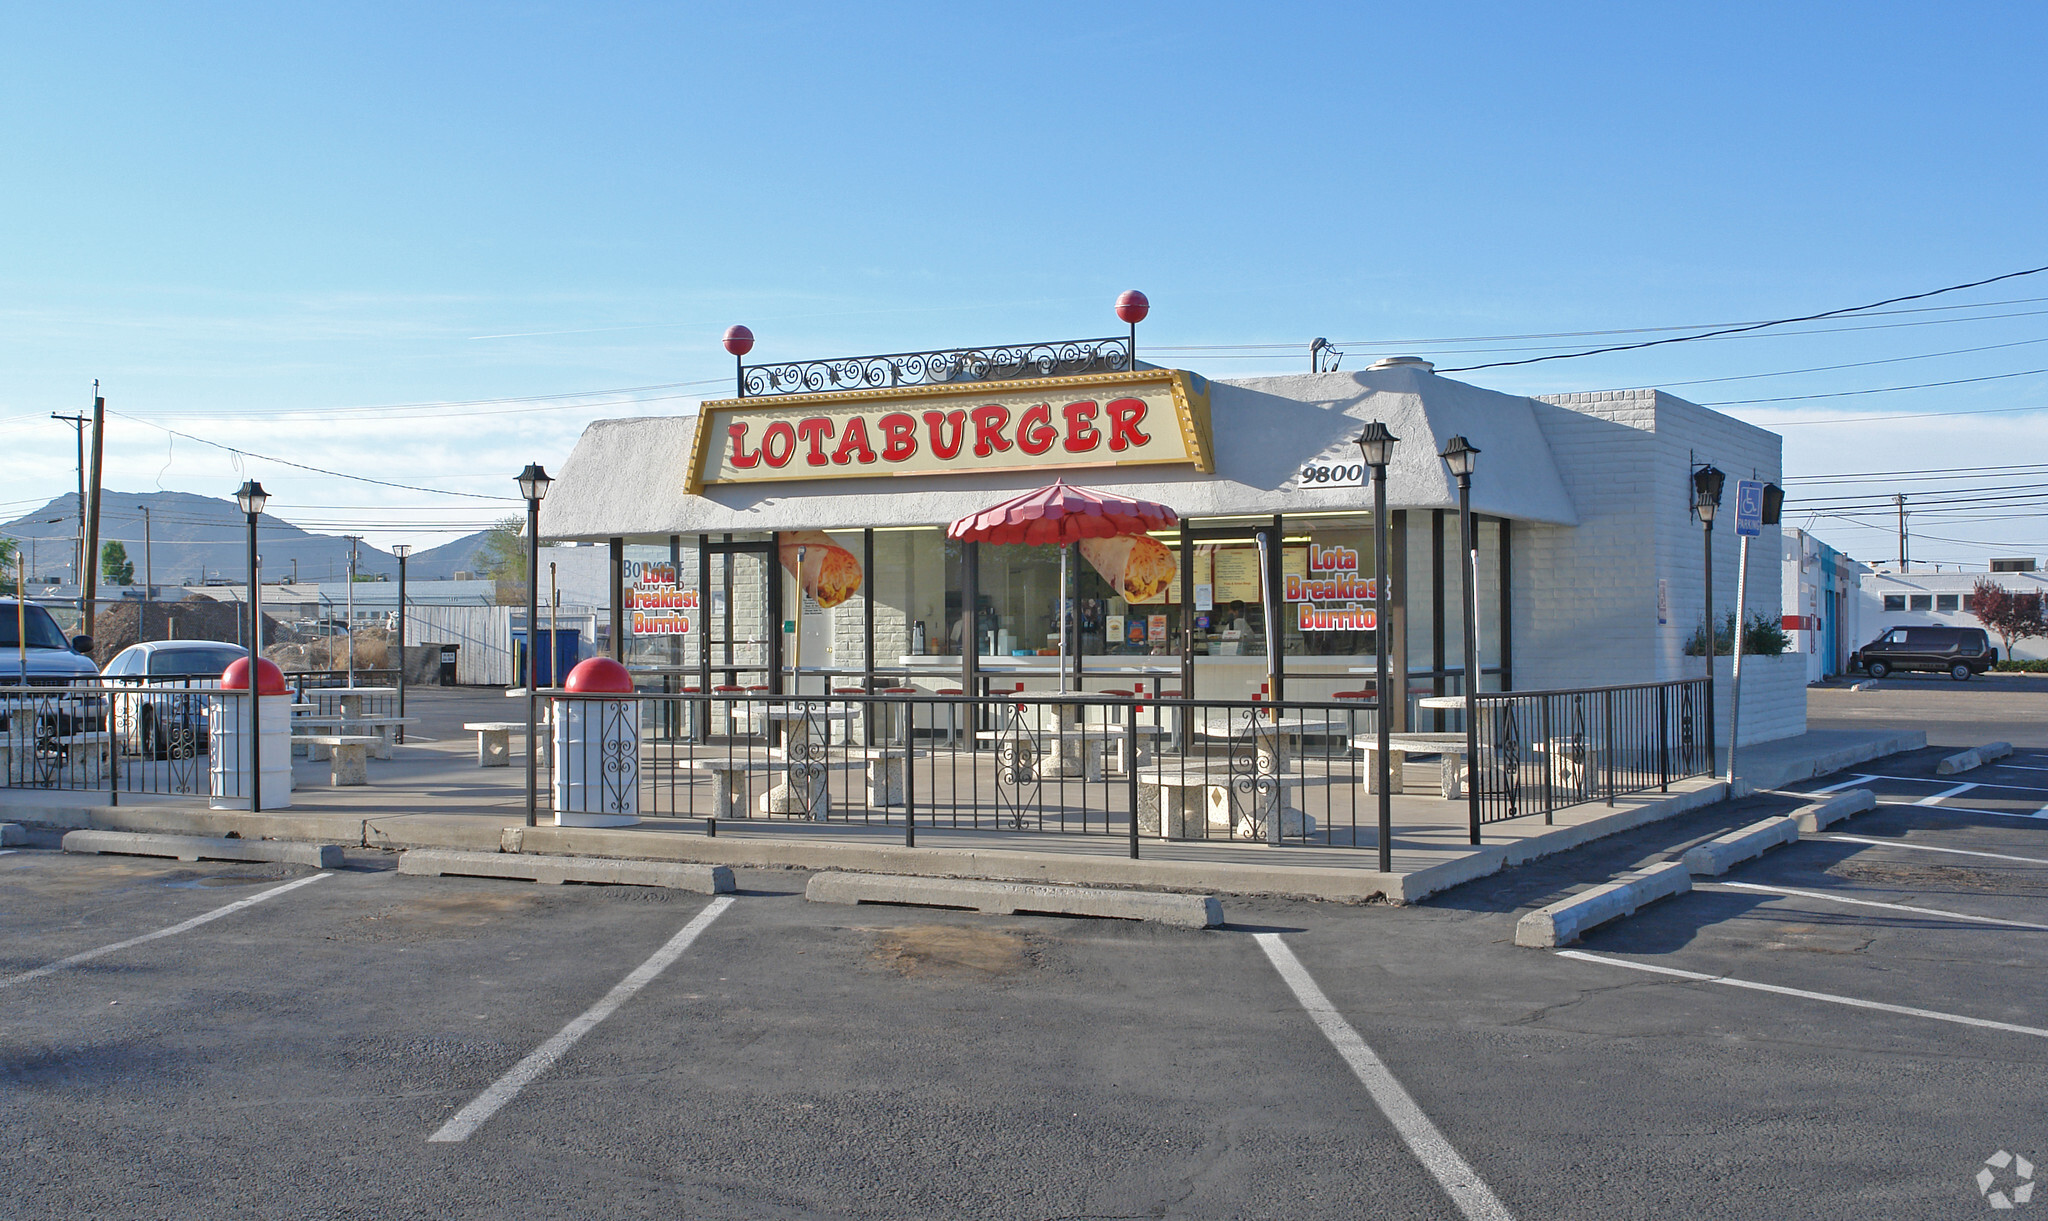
[1850,625,1997,681]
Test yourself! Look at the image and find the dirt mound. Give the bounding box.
[90,598,300,665]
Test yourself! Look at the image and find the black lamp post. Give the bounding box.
[234,480,268,813]
[517,463,552,827]
[1692,464,1726,777]
[1440,435,1482,845]
[1355,421,1398,873]
[391,543,410,744]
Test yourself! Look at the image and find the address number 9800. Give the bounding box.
[1296,463,1367,487]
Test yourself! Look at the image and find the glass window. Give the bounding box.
[1909,594,1933,611]
[1963,594,1976,611]
[150,646,244,676]
[1936,594,1959,612]
[1883,595,1905,611]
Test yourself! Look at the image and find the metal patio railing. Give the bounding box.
[1466,678,1712,825]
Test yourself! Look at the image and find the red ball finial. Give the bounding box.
[564,656,635,694]
[1115,290,1150,324]
[723,324,755,357]
[220,656,289,695]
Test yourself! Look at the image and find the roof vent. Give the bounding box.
[1367,356,1435,372]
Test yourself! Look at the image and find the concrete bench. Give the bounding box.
[293,715,416,760]
[686,757,758,820]
[854,746,928,807]
[296,734,384,785]
[1135,768,1315,840]
[1354,732,1471,798]
[53,731,114,782]
[462,721,524,768]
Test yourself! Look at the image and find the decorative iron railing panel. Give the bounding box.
[740,337,1132,398]
[1468,678,1711,825]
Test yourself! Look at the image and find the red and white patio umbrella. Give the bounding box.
[948,480,1179,691]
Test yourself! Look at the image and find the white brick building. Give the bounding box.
[540,356,1804,745]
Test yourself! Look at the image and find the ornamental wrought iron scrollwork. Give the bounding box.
[740,336,1132,398]
[1496,700,1522,823]
[1678,683,1697,773]
[1566,693,1589,802]
[598,699,639,815]
[992,699,1043,831]
[1225,707,1283,841]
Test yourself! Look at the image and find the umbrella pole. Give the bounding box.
[1059,546,1070,695]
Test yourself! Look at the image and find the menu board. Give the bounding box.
[1210,547,1261,603]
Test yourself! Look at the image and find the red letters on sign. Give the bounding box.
[924,409,967,459]
[1016,402,1057,455]
[726,423,762,468]
[879,412,918,462]
[971,404,1013,457]
[1106,398,1150,451]
[832,415,878,465]
[796,417,836,466]
[1062,400,1101,452]
[759,420,797,468]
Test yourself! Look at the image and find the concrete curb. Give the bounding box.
[60,829,344,869]
[1681,816,1800,876]
[1937,742,2014,775]
[397,848,735,893]
[1792,788,1875,832]
[1498,780,1731,869]
[1737,730,1924,789]
[805,871,1223,928]
[1,822,24,846]
[1514,861,1692,948]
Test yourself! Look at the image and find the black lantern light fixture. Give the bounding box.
[517,463,552,827]
[1438,435,1482,846]
[234,480,268,812]
[1355,422,1399,872]
[1691,463,1725,775]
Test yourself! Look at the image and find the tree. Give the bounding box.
[101,540,134,586]
[1972,578,2044,656]
[0,537,16,595]
[476,514,557,605]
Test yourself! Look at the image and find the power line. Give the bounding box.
[107,411,521,501]
[1701,365,2048,406]
[1756,401,2048,427]
[1435,263,2048,373]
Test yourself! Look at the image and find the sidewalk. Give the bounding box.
[0,725,1923,904]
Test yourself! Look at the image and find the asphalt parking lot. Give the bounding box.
[6,738,2045,1221]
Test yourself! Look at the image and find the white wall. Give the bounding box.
[1854,569,2048,662]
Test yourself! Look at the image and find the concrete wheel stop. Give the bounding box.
[398,848,734,893]
[61,829,343,869]
[805,871,1223,928]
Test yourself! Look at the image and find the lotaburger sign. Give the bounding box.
[687,369,1212,492]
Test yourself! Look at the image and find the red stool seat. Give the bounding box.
[938,688,963,696]
[1333,690,1376,700]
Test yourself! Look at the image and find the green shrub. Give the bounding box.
[1683,610,1792,657]
[1992,659,2048,672]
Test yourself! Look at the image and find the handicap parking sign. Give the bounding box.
[1734,479,1765,537]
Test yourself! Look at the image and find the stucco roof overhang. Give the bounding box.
[538,365,1579,541]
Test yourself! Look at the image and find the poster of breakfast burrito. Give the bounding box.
[1079,534,1178,604]
[777,530,864,609]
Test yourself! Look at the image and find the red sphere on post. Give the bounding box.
[1115,290,1150,325]
[722,324,755,357]
[220,656,289,696]
[564,656,635,695]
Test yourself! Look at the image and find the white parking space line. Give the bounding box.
[1877,801,2048,821]
[0,850,17,857]
[0,873,332,990]
[1861,773,2048,793]
[1994,764,2048,772]
[1916,782,1980,805]
[1808,774,1876,794]
[429,895,735,1144]
[1708,881,2048,932]
[1255,934,1515,1221]
[1558,951,2048,1039]
[1819,834,2048,866]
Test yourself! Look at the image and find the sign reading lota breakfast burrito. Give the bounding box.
[687,369,1213,492]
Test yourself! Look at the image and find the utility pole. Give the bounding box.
[141,506,154,642]
[344,535,361,685]
[82,385,106,639]
[1895,494,1908,571]
[51,411,88,619]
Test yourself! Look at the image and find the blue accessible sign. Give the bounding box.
[1734,479,1765,537]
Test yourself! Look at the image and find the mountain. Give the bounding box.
[0,491,494,586]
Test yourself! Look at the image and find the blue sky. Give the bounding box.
[3,2,2045,565]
